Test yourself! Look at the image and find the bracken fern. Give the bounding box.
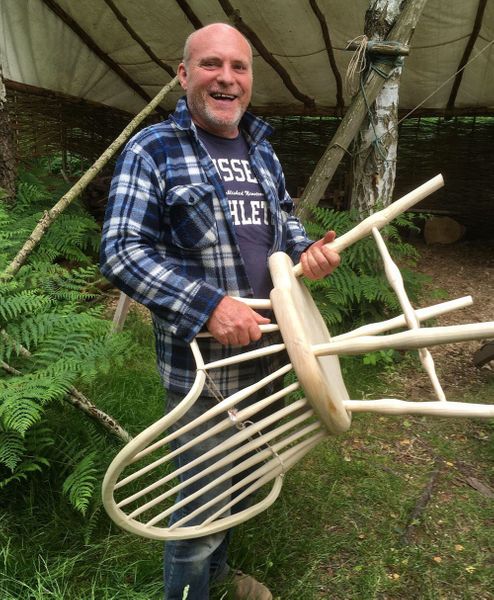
[0,162,133,513]
[305,205,427,334]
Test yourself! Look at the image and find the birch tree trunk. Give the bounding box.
[350,0,404,216]
[296,0,427,223]
[0,63,17,206]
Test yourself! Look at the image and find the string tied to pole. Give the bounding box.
[345,36,406,97]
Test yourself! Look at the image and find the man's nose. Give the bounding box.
[217,65,234,84]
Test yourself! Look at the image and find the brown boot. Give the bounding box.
[232,570,273,600]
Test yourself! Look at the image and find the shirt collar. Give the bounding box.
[170,96,273,145]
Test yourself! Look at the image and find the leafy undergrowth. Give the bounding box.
[0,313,165,600]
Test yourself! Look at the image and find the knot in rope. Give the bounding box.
[345,36,405,97]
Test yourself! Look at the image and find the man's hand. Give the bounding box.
[299,230,341,280]
[206,296,271,346]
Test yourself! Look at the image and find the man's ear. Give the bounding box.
[177,63,188,90]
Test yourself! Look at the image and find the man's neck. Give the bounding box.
[192,118,239,140]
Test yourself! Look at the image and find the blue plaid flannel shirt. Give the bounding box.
[100,98,313,397]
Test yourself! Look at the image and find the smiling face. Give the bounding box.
[178,24,253,139]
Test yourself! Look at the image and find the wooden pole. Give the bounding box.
[345,40,409,55]
[295,0,428,222]
[2,77,178,280]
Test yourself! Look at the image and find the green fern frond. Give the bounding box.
[15,261,67,286]
[0,424,54,474]
[25,425,56,454]
[82,505,104,545]
[40,332,132,383]
[62,452,98,515]
[305,205,428,335]
[30,357,83,381]
[0,397,44,434]
[0,429,26,470]
[0,291,52,323]
[0,161,135,498]
[309,205,354,237]
[4,313,72,353]
[40,265,100,301]
[20,369,79,397]
[317,302,344,326]
[34,211,100,264]
[15,181,51,208]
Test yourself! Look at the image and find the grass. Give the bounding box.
[1,313,493,599]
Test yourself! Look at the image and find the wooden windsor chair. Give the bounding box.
[102,174,494,541]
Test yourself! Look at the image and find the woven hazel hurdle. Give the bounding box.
[102,175,494,541]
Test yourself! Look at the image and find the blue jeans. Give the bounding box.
[163,391,249,600]
[163,382,284,600]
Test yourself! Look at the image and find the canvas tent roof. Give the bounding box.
[1,0,493,117]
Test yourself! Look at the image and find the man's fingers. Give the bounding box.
[206,297,270,346]
[321,245,341,268]
[321,230,337,245]
[301,230,341,280]
[254,312,271,324]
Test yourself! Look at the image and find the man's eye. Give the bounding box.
[201,60,219,68]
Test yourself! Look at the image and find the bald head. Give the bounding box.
[183,23,252,67]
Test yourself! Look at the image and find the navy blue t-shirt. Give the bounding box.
[197,127,274,299]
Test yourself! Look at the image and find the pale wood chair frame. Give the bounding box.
[103,175,494,540]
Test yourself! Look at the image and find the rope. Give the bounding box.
[345,37,406,97]
[345,35,368,97]
[345,37,494,163]
[397,38,494,124]
[354,37,494,158]
[234,418,287,475]
[198,367,287,474]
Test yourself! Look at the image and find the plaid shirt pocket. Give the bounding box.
[166,183,219,250]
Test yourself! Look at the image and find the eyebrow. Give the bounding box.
[198,56,221,64]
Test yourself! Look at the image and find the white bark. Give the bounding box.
[350,0,404,217]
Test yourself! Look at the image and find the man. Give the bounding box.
[100,22,340,600]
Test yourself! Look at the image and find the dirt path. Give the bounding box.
[397,240,494,400]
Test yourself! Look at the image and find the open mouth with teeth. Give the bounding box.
[210,92,237,102]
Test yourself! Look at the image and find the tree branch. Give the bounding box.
[400,458,443,544]
[2,76,178,280]
[1,343,131,443]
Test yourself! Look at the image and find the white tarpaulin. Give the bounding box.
[1,0,493,115]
